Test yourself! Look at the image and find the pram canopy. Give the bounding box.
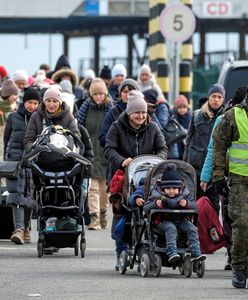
[25,125,91,172]
[122,155,165,204]
[144,160,197,201]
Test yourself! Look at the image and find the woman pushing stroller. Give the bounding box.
[144,164,206,263]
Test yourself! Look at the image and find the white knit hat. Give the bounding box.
[12,70,29,83]
[111,64,127,78]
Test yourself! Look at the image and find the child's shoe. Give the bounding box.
[168,253,180,263]
[166,246,180,263]
[191,250,206,262]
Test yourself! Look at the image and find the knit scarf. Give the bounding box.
[0,98,16,126]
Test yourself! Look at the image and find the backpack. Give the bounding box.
[197,196,226,254]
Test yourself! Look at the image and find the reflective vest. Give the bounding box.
[229,107,248,176]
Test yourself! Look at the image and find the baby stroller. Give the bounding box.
[116,155,165,273]
[119,160,205,278]
[25,126,91,258]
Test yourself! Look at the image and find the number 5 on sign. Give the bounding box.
[160,4,196,42]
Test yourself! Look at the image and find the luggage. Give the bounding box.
[0,187,14,239]
[197,196,226,254]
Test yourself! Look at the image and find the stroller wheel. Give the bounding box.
[178,261,184,275]
[119,251,128,275]
[74,238,79,256]
[183,254,192,278]
[196,260,205,278]
[140,253,150,277]
[37,242,43,258]
[80,240,86,258]
[151,254,162,277]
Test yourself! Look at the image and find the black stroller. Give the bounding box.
[119,160,205,278]
[26,126,91,258]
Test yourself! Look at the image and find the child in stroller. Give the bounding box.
[120,160,206,278]
[144,164,206,263]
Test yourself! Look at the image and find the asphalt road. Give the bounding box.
[0,211,248,300]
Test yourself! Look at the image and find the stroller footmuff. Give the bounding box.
[26,126,91,258]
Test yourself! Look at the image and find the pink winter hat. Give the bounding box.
[43,88,62,104]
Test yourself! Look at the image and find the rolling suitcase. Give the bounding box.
[0,187,14,239]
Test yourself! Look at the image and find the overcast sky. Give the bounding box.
[0,32,242,78]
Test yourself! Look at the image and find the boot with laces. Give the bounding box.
[24,228,32,243]
[88,213,101,230]
[11,229,24,245]
[100,210,108,229]
[232,270,246,289]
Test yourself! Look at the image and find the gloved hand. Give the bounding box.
[214,179,229,197]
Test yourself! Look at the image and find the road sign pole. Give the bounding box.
[173,41,181,103]
[160,3,196,102]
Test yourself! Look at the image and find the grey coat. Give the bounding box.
[24,102,80,152]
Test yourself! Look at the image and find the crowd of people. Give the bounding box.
[0,55,248,289]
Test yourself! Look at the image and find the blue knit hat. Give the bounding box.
[161,170,182,189]
[207,83,225,98]
[143,89,158,104]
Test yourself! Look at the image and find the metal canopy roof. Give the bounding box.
[0,0,82,18]
[0,15,148,36]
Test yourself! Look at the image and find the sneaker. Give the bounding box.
[11,229,24,245]
[88,213,101,230]
[191,254,206,262]
[24,228,31,243]
[100,210,108,229]
[168,253,180,263]
[232,270,246,289]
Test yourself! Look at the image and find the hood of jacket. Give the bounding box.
[37,101,71,122]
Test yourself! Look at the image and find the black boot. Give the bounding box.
[224,250,232,271]
[232,270,246,288]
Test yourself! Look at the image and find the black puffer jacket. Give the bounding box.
[104,111,168,170]
[4,105,31,161]
[183,101,224,174]
[24,102,80,152]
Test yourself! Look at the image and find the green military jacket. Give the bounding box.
[212,97,248,184]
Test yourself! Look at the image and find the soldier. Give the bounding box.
[212,90,248,289]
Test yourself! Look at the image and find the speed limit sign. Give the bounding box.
[160,4,196,42]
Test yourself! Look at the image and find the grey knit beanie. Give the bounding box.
[118,78,140,93]
[207,83,225,98]
[126,90,147,115]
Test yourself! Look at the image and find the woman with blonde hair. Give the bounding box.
[78,78,112,230]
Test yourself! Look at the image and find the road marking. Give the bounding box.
[0,247,114,251]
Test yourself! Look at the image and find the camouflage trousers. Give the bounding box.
[228,183,248,273]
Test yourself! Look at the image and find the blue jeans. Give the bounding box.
[12,205,32,230]
[160,219,201,253]
[111,215,128,257]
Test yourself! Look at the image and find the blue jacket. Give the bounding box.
[153,103,179,159]
[99,101,126,148]
[128,178,145,206]
[200,115,222,183]
[144,185,197,215]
